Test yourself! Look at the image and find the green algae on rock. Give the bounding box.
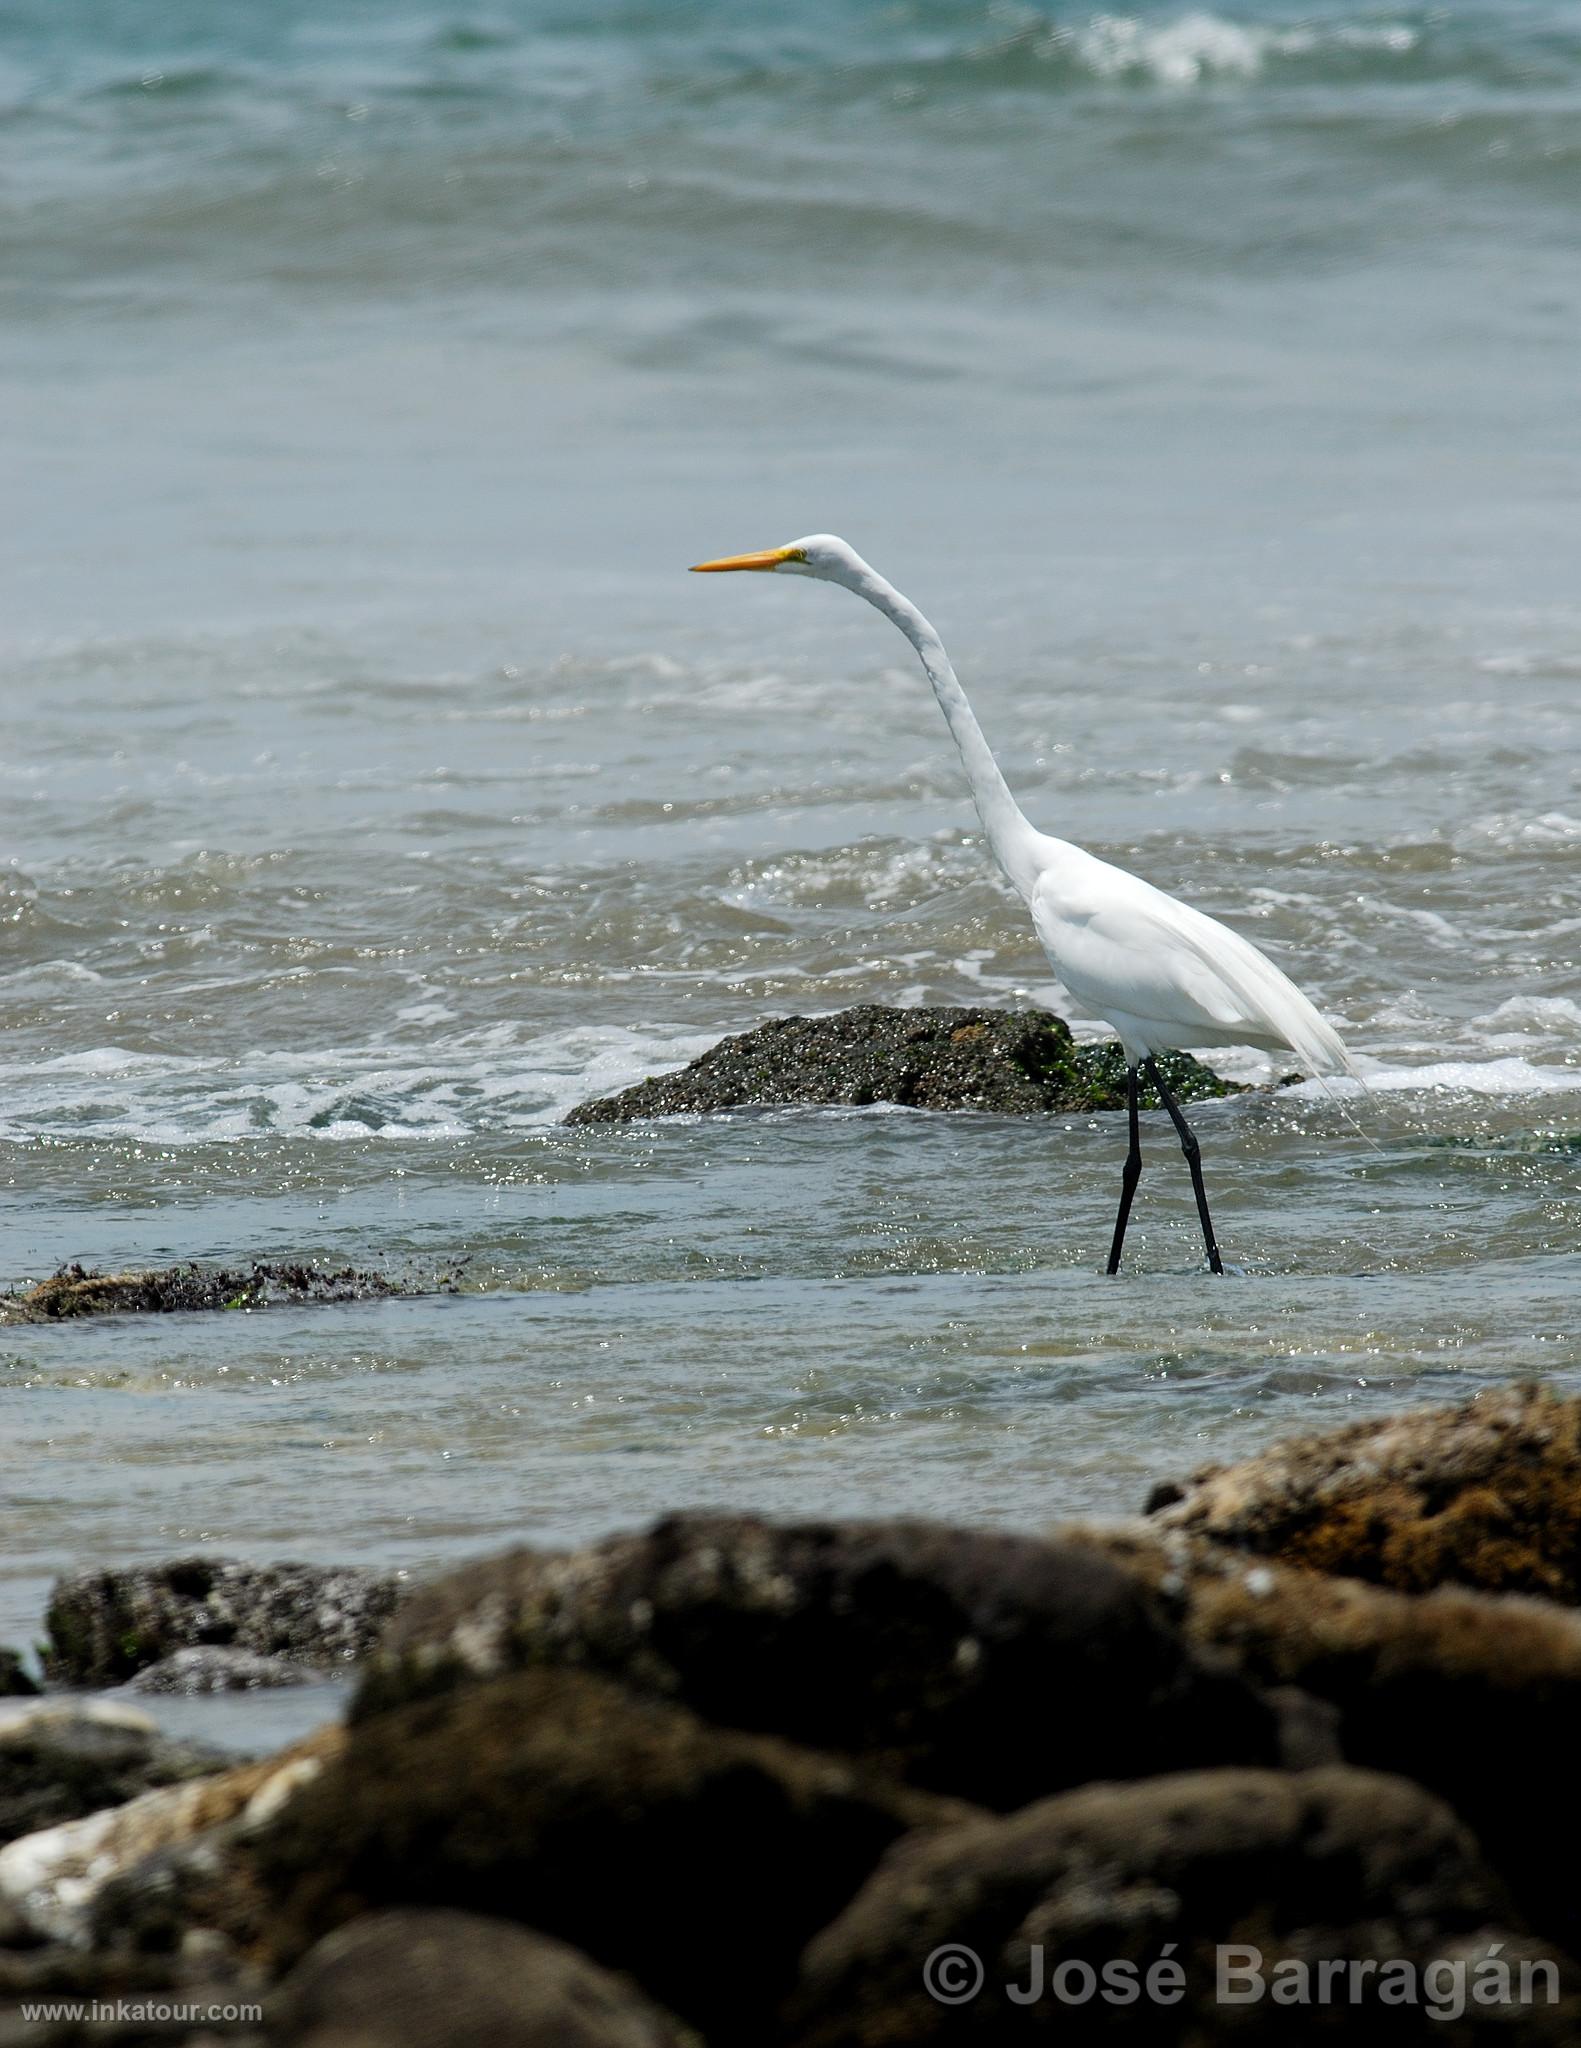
[564,1005,1241,1124]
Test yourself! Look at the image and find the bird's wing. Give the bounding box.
[1030,854,1354,1075]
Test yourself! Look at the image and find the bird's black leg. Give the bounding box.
[1145,1057,1225,1275]
[1105,1064,1143,1276]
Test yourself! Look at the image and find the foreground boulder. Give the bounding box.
[0,1724,342,1945]
[1074,1521,1581,1951]
[358,1514,1279,1809]
[1147,1381,1581,1602]
[564,1006,1238,1123]
[0,1699,222,1849]
[258,1666,971,2038]
[788,1765,1578,2045]
[267,1911,700,2048]
[45,1556,402,1685]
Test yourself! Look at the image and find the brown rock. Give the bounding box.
[257,1666,972,2039]
[788,1766,1579,2045]
[1072,1521,1581,1952]
[267,1910,700,2047]
[1147,1382,1581,1602]
[358,1514,1278,1810]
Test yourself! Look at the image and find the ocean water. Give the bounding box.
[1,2,1578,1669]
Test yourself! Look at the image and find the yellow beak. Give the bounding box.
[690,546,797,573]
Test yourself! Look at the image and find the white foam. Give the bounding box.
[1079,12,1272,84]
[1483,995,1581,1033]
[0,1023,720,1144]
[1286,1056,1581,1100]
[1475,811,1581,848]
[1067,11,1417,85]
[0,960,105,991]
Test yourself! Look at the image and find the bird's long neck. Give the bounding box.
[851,565,1043,899]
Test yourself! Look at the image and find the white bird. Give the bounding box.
[692,534,1355,1274]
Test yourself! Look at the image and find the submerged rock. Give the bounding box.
[45,1557,402,1686]
[0,1698,223,1849]
[1147,1381,1581,1602]
[0,1259,448,1324]
[258,1665,970,2037]
[123,1646,320,1695]
[358,1512,1278,1810]
[267,1911,701,2048]
[564,1005,1240,1123]
[788,1765,1578,2046]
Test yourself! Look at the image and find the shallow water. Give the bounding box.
[2,1,1578,1670]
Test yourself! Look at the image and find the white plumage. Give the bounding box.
[692,533,1355,1271]
[1027,842,1353,1075]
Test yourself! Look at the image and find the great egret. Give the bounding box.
[692,534,1355,1275]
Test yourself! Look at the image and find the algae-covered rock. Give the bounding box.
[266,1911,701,2048]
[45,1557,401,1686]
[787,1766,1578,2046]
[1147,1381,1581,1602]
[357,1513,1278,1810]
[257,1665,971,2037]
[564,1005,1239,1124]
[0,1260,435,1324]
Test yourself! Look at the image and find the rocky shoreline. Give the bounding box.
[3,1382,1580,2040]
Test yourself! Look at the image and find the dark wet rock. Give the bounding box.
[1147,1380,1581,1602]
[257,1665,972,2038]
[1071,1521,1581,1952]
[358,1513,1279,1810]
[45,1557,402,1686]
[124,1647,319,1695]
[0,1259,458,1325]
[0,1652,38,1700]
[0,1699,223,1849]
[0,1947,259,2044]
[0,1894,43,1949]
[788,1765,1581,2046]
[564,1005,1240,1124]
[266,1910,701,2048]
